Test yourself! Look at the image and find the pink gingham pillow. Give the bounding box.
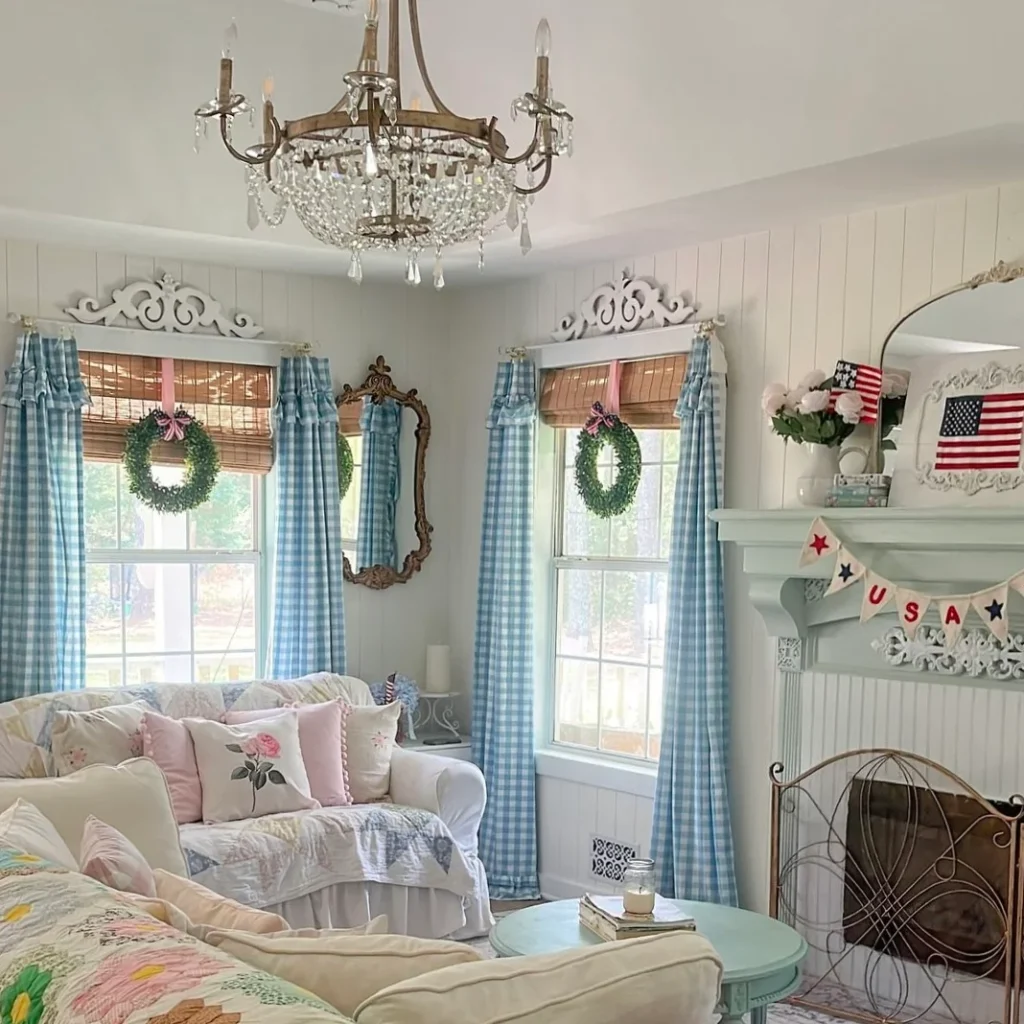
[79,815,157,897]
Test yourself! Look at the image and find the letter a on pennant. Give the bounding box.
[894,588,931,640]
[938,596,970,647]
[798,517,838,568]
[860,571,894,623]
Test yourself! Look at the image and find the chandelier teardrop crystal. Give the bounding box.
[194,0,573,286]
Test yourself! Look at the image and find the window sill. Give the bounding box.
[535,748,657,799]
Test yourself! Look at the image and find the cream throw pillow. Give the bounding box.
[153,868,289,933]
[0,759,187,875]
[204,929,482,1017]
[0,799,77,870]
[185,713,319,824]
[51,701,149,775]
[345,701,401,803]
[354,930,724,1024]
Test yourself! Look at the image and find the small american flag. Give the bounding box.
[829,360,883,424]
[935,393,1024,471]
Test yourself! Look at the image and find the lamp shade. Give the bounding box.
[425,645,451,694]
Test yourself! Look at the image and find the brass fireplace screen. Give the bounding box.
[768,750,1024,1024]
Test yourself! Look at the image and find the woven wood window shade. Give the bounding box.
[80,353,274,473]
[338,401,362,437]
[539,354,689,428]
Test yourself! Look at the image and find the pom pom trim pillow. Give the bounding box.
[185,713,319,824]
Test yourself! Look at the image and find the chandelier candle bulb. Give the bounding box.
[363,140,379,179]
[221,18,238,59]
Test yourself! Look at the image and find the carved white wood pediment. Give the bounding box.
[552,270,696,341]
[66,274,263,339]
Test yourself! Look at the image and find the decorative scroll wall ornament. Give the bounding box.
[776,638,804,673]
[871,625,1024,680]
[804,578,828,603]
[66,274,264,338]
[551,269,697,341]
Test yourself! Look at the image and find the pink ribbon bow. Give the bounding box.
[154,409,192,442]
[584,402,616,436]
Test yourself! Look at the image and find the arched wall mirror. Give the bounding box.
[337,356,432,589]
[872,261,1024,480]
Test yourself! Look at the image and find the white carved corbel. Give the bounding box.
[552,269,697,341]
[66,274,263,339]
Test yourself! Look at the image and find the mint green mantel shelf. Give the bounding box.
[490,898,807,1024]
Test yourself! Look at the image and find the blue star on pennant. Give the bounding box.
[986,599,1004,621]
[838,563,854,582]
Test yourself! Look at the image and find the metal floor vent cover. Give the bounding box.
[590,835,638,883]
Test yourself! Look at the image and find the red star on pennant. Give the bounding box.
[809,534,830,555]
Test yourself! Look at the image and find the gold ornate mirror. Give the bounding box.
[336,356,432,589]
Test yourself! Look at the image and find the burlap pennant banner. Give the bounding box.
[801,519,1023,647]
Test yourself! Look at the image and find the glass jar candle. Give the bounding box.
[622,857,656,915]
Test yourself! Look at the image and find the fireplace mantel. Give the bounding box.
[712,507,1024,681]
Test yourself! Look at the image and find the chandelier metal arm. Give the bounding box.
[407,0,453,117]
[485,117,540,167]
[388,0,402,107]
[514,153,553,196]
[219,115,282,166]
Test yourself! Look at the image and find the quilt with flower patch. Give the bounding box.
[0,856,352,1024]
[179,803,478,909]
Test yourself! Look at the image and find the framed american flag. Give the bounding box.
[889,351,1024,506]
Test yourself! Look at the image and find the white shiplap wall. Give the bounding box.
[0,239,453,687]
[447,181,1024,908]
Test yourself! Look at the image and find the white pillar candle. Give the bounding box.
[425,645,451,694]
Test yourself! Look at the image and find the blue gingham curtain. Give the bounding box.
[0,334,90,699]
[355,397,401,570]
[650,336,738,905]
[267,356,346,677]
[471,360,539,899]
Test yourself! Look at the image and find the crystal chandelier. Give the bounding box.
[194,0,573,288]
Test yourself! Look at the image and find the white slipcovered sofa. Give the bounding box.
[0,673,492,938]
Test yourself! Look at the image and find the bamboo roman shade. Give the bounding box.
[338,400,362,437]
[539,355,688,428]
[80,353,274,473]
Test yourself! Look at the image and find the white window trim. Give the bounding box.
[85,468,266,684]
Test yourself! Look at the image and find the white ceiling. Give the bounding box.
[3,0,1024,285]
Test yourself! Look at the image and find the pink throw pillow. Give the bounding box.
[141,711,203,825]
[225,701,352,807]
[79,815,157,898]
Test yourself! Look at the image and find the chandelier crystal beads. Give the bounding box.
[194,0,573,287]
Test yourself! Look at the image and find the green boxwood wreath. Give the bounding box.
[574,413,642,519]
[337,432,354,499]
[123,411,220,514]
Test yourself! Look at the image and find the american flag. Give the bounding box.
[935,393,1024,471]
[828,360,883,424]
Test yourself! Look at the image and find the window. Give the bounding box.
[552,428,677,761]
[340,432,364,565]
[84,463,263,687]
[79,352,273,687]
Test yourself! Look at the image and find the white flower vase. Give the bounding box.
[796,443,867,506]
[796,444,841,507]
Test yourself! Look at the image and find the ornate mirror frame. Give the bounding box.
[868,260,1024,473]
[336,356,433,589]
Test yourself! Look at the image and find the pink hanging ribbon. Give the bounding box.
[604,359,622,415]
[155,357,192,441]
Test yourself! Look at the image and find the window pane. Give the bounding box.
[189,474,255,551]
[649,574,667,667]
[195,652,256,684]
[647,668,663,760]
[663,429,679,465]
[599,663,648,757]
[124,564,192,653]
[193,564,256,652]
[126,654,191,685]
[609,465,662,558]
[601,571,656,664]
[121,466,187,550]
[637,429,662,463]
[85,564,122,655]
[562,471,610,557]
[556,570,602,659]
[341,465,362,542]
[554,658,598,748]
[84,463,118,549]
[659,464,678,559]
[86,658,123,689]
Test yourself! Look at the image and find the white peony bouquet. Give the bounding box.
[762,370,862,447]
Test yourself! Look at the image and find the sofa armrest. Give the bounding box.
[389,747,485,856]
[354,931,724,1024]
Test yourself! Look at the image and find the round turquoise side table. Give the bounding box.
[490,898,807,1024]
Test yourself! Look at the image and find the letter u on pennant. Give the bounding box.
[860,571,894,623]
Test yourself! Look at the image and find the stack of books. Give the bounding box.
[579,893,696,942]
[825,472,892,508]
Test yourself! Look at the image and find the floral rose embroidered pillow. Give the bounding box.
[184,714,320,824]
[51,702,149,776]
